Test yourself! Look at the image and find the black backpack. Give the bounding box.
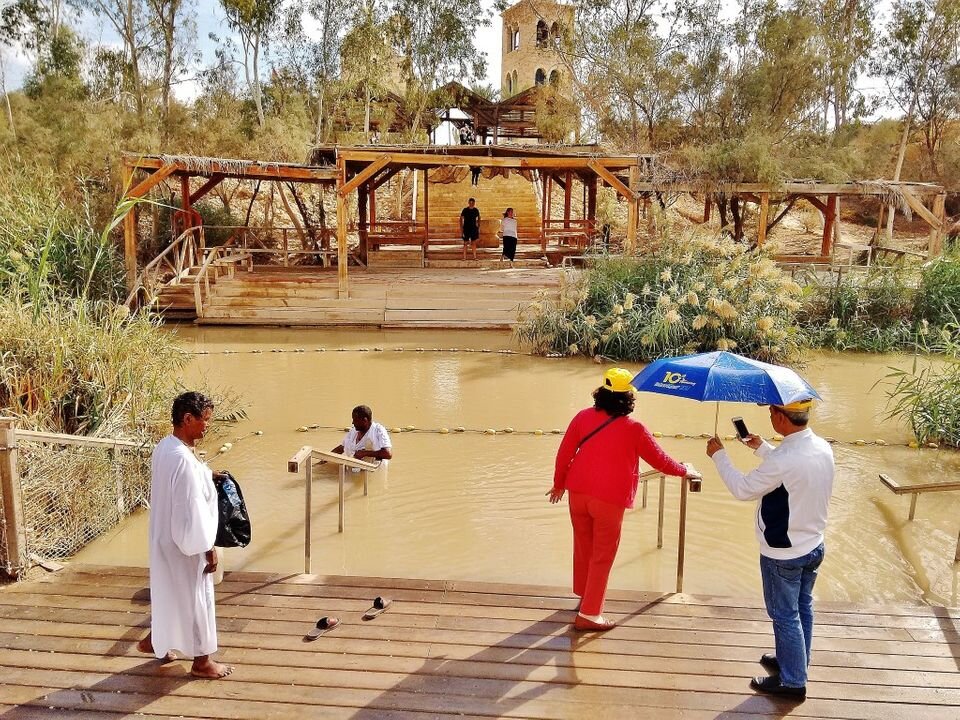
[215,471,251,548]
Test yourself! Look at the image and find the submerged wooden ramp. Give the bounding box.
[0,565,958,719]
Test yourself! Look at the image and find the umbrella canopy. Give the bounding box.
[630,351,820,406]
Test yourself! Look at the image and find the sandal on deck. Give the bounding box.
[363,596,392,620]
[305,616,340,640]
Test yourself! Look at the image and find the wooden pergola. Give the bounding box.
[121,149,949,306]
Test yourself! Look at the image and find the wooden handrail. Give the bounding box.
[14,429,149,451]
[879,473,960,561]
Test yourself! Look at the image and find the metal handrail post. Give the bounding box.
[677,477,689,593]
[338,465,345,533]
[304,453,313,574]
[657,474,666,548]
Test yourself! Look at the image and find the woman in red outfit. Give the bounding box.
[548,368,700,631]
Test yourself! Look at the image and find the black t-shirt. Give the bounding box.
[461,206,480,232]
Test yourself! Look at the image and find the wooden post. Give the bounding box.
[703,194,711,223]
[122,164,139,296]
[821,195,836,258]
[422,168,429,261]
[626,165,639,253]
[336,158,348,299]
[757,192,770,246]
[540,172,549,251]
[0,418,26,578]
[929,193,946,258]
[563,170,572,229]
[357,183,368,267]
[587,175,597,229]
[368,184,377,251]
[304,451,312,574]
[677,475,689,593]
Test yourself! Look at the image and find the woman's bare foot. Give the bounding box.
[137,635,177,663]
[191,656,234,679]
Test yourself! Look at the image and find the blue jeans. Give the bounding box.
[759,543,825,688]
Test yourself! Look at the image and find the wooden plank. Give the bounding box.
[125,154,338,184]
[126,163,178,199]
[757,192,769,246]
[14,430,147,451]
[0,418,26,577]
[901,187,942,229]
[588,160,635,200]
[929,193,946,257]
[879,473,960,495]
[189,174,225,204]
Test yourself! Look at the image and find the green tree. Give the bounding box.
[220,0,283,128]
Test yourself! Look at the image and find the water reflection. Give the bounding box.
[76,328,960,606]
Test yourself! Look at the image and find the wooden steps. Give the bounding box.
[1,564,957,719]
[189,267,563,327]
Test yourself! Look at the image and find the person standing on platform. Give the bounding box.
[138,391,234,679]
[499,207,518,264]
[706,398,833,700]
[548,369,700,632]
[470,166,481,186]
[460,198,481,261]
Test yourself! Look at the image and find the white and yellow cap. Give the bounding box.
[603,368,635,393]
[772,398,815,412]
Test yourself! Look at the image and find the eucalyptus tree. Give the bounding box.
[219,0,283,127]
[385,0,488,140]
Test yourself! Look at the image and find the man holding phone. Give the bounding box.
[705,399,834,700]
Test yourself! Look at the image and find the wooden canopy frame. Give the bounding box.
[121,149,948,306]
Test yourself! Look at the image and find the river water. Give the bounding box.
[76,327,960,606]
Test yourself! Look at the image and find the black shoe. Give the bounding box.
[750,675,806,700]
[759,653,780,673]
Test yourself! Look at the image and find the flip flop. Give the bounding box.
[363,596,392,620]
[305,616,340,640]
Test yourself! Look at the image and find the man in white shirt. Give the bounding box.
[333,405,393,465]
[706,398,834,700]
[138,392,233,679]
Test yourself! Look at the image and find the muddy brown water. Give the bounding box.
[76,328,960,606]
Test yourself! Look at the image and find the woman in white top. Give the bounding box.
[499,207,518,263]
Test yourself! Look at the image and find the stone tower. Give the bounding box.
[501,0,573,98]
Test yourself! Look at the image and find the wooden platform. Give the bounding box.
[1,565,958,719]
[189,267,565,327]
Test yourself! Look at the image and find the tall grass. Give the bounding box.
[884,329,960,447]
[516,232,805,363]
[0,295,185,437]
[0,166,126,304]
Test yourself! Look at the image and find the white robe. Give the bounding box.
[148,435,219,658]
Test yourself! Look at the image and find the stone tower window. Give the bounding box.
[506,74,512,94]
[535,68,546,86]
[549,69,561,86]
[512,70,518,91]
[513,28,520,51]
[536,20,548,48]
[551,22,561,47]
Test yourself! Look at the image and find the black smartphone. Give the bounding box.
[732,417,750,440]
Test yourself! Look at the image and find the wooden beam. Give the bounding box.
[180,175,192,212]
[626,166,639,253]
[901,187,942,230]
[189,174,225,205]
[126,163,177,199]
[805,195,828,213]
[929,193,946,257]
[336,158,348,299]
[703,195,711,223]
[588,160,636,200]
[371,167,400,192]
[0,417,26,578]
[540,172,548,251]
[121,163,138,294]
[757,192,770,246]
[125,154,337,183]
[587,175,597,225]
[422,168,429,257]
[563,171,572,229]
[821,195,837,257]
[336,150,641,170]
[357,183,368,267]
[339,154,391,197]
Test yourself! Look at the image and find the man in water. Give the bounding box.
[333,405,393,464]
[460,198,480,261]
[705,398,834,700]
[138,391,233,679]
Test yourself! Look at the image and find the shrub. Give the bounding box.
[516,232,805,363]
[913,250,960,329]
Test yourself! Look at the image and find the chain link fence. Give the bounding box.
[1,437,151,576]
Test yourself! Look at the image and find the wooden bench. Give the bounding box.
[879,473,960,561]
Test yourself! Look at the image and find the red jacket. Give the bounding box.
[553,408,688,508]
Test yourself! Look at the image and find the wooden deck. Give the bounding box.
[0,565,958,719]
[161,266,566,327]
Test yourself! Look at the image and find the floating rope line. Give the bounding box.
[184,347,535,356]
[293,425,940,449]
[201,429,264,461]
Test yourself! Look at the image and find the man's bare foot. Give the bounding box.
[137,635,176,663]
[191,657,234,679]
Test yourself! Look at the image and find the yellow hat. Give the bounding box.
[774,398,815,412]
[602,368,635,393]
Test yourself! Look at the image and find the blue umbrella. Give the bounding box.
[630,351,821,433]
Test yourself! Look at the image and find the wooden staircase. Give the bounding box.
[189,268,561,327]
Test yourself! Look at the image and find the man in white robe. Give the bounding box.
[332,405,393,471]
[138,391,233,679]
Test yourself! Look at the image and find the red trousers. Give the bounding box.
[568,491,626,616]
